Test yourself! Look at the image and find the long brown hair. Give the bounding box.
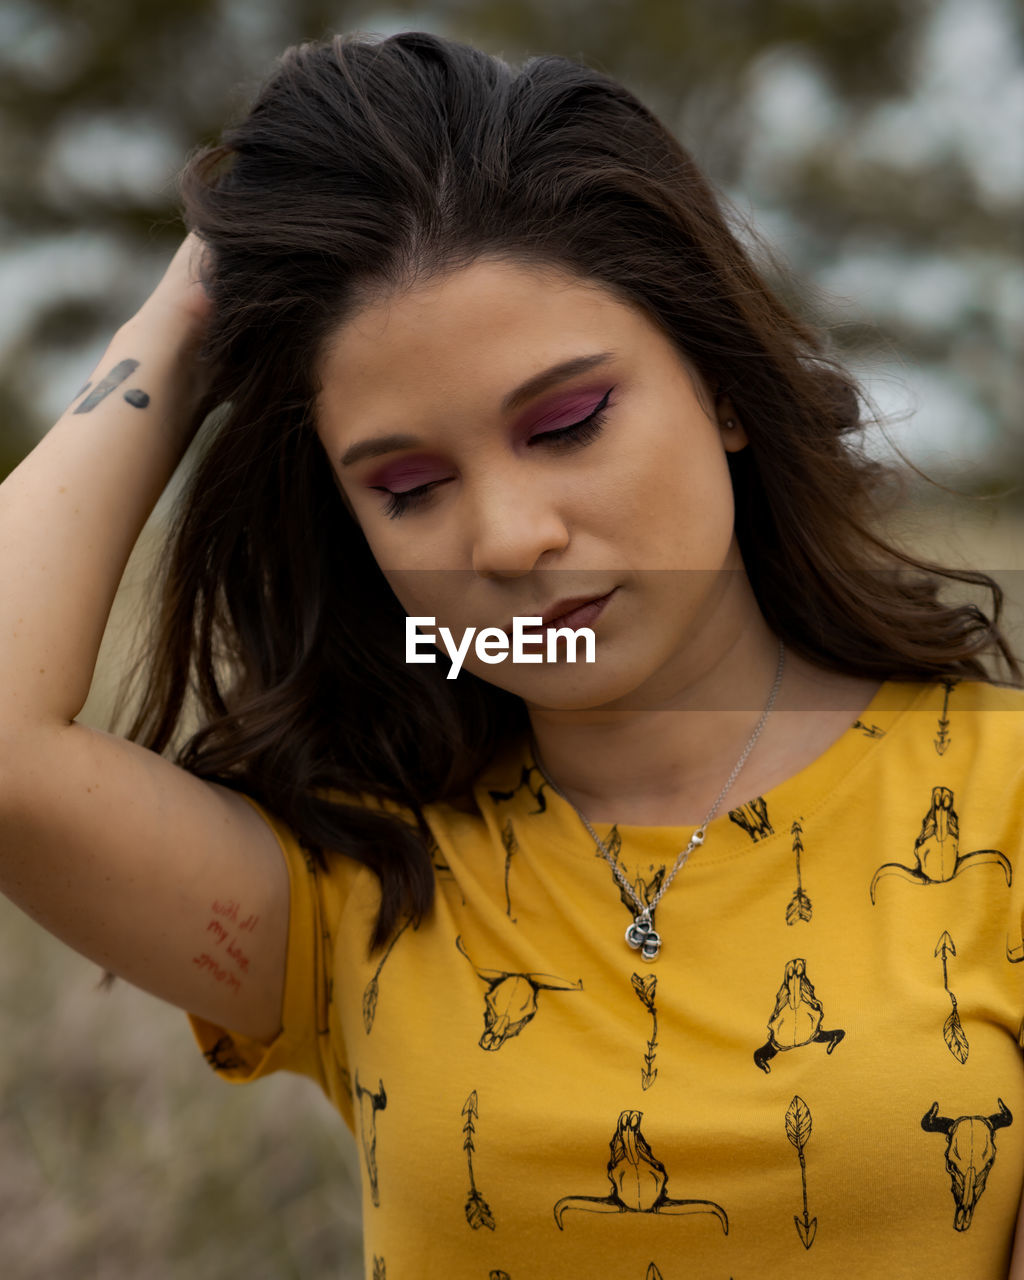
[121,30,1020,953]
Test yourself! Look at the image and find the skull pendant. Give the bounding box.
[639,929,662,961]
[625,914,661,962]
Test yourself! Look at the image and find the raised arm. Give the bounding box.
[0,235,289,1043]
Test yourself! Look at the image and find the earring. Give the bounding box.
[724,419,737,429]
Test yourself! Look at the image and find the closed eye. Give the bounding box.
[527,387,613,449]
[374,386,615,519]
[373,476,453,519]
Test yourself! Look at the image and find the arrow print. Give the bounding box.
[935,931,969,1063]
[462,1090,495,1230]
[934,678,955,755]
[631,972,660,1090]
[785,817,812,925]
[785,1095,817,1249]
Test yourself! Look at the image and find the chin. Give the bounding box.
[478,655,661,713]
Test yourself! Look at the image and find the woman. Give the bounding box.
[0,28,1022,1279]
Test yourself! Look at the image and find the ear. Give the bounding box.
[715,395,749,452]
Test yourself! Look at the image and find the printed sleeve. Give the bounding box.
[1002,715,1024,1050]
[186,793,342,1098]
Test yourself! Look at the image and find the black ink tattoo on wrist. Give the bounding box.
[73,359,149,413]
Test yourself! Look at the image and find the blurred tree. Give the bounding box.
[1,0,1021,487]
[424,0,1023,489]
[0,0,361,456]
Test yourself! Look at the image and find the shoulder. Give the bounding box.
[832,676,1024,831]
[914,678,1024,836]
[941,678,1024,750]
[951,676,1024,710]
[881,676,1024,740]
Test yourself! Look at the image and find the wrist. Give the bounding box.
[84,315,213,444]
[116,297,209,356]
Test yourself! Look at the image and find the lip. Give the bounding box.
[501,589,617,636]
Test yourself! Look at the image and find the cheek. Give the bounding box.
[346,490,458,577]
[379,567,429,618]
[380,567,467,625]
[611,419,735,566]
[343,496,432,578]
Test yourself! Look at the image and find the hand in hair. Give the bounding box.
[121,231,217,428]
[134,230,213,337]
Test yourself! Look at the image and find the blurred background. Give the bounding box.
[0,0,1022,1275]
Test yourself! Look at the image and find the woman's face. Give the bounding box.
[315,256,751,710]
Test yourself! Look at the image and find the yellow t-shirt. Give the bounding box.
[188,677,1024,1279]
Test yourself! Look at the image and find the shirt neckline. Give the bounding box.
[480,677,940,866]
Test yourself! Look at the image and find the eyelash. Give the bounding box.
[376,388,614,520]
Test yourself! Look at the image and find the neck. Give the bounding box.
[526,617,882,827]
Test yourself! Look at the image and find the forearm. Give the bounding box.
[0,314,203,730]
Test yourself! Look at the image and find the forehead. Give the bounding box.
[314,257,655,436]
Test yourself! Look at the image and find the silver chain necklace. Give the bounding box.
[531,640,785,963]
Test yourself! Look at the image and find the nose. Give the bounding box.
[469,476,569,577]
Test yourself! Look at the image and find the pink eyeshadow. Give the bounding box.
[366,457,449,491]
[516,388,609,437]
[362,383,613,489]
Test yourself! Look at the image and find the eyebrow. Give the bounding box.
[338,350,617,467]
